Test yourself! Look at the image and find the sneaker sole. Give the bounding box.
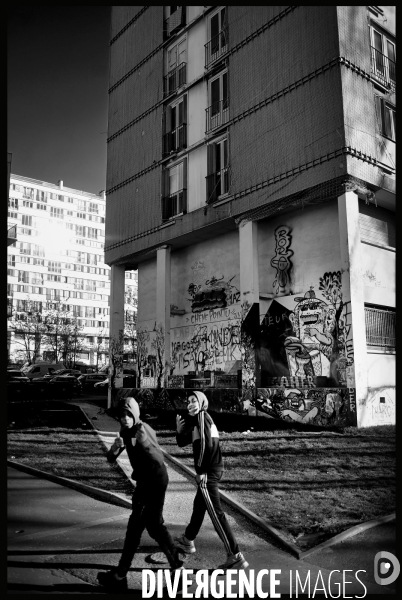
[176,546,196,554]
[218,560,249,570]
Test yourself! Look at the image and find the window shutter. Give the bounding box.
[182,158,188,214]
[164,105,172,134]
[207,144,215,203]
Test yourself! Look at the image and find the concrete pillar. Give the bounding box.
[239,220,259,305]
[156,246,171,386]
[239,220,260,388]
[338,192,367,426]
[108,264,125,408]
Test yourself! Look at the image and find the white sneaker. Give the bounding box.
[218,552,249,570]
[174,534,196,554]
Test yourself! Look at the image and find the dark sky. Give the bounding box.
[7,6,111,195]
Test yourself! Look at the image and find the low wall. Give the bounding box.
[114,386,357,429]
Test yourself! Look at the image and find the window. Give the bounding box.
[206,7,227,67]
[88,202,98,214]
[77,212,86,219]
[165,37,187,95]
[365,305,395,348]
[87,227,98,239]
[48,261,62,273]
[76,225,86,237]
[37,203,47,211]
[162,160,187,221]
[163,96,187,157]
[77,199,86,212]
[22,215,32,227]
[50,207,64,219]
[8,198,18,210]
[206,137,229,203]
[36,190,47,202]
[165,6,185,38]
[207,71,229,132]
[370,26,396,87]
[23,187,34,199]
[375,96,396,141]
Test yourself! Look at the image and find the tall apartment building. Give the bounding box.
[105,6,395,427]
[7,174,137,366]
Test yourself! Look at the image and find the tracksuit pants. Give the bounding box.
[117,480,182,576]
[184,471,239,556]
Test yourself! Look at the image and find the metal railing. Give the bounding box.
[162,189,187,222]
[164,62,187,96]
[164,7,185,38]
[365,306,396,347]
[370,47,396,88]
[163,123,187,157]
[206,167,229,203]
[205,28,228,68]
[206,99,229,132]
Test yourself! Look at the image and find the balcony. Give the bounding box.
[164,7,185,39]
[206,99,229,133]
[163,123,187,157]
[162,189,187,222]
[7,224,17,247]
[371,47,396,89]
[205,29,228,68]
[206,167,229,204]
[164,62,187,96]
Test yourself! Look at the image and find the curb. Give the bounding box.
[7,459,132,510]
[298,512,396,559]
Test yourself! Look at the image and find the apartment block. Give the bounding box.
[105,6,395,427]
[7,174,137,366]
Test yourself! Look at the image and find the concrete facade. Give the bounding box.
[105,7,395,427]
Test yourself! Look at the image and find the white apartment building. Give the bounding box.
[7,174,137,367]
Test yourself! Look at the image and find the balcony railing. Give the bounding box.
[365,306,396,347]
[7,224,17,247]
[162,189,187,222]
[206,167,229,203]
[164,7,185,38]
[205,29,228,68]
[206,99,229,133]
[164,62,187,96]
[371,47,396,88]
[163,123,187,157]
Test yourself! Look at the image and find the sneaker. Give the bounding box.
[218,552,249,570]
[174,534,196,554]
[97,569,128,590]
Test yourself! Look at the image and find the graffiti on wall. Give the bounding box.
[115,386,356,428]
[260,272,350,387]
[187,261,241,314]
[270,226,294,295]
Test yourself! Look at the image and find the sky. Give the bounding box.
[7,6,111,195]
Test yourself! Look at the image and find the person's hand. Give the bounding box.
[112,433,124,452]
[195,474,206,484]
[135,422,148,444]
[176,414,186,434]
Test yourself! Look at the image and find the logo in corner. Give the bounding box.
[374,551,400,586]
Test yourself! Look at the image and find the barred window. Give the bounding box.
[365,305,396,348]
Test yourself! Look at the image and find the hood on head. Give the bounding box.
[190,391,209,412]
[118,397,140,424]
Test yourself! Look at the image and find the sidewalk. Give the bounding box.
[7,398,397,595]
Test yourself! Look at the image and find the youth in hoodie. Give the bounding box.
[97,396,182,590]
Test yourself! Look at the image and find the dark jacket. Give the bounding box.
[107,397,168,485]
[176,391,223,476]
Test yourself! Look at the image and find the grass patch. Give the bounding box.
[157,426,396,550]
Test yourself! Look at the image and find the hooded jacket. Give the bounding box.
[107,397,167,485]
[176,391,223,476]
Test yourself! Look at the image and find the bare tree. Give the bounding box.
[151,324,167,389]
[136,327,150,388]
[8,297,46,365]
[108,330,125,408]
[94,328,109,371]
[124,314,137,366]
[43,302,84,366]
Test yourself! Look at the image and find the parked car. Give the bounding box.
[93,373,137,390]
[31,375,82,399]
[22,362,65,380]
[43,368,82,379]
[77,373,109,392]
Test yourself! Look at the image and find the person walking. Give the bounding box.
[97,397,183,590]
[175,391,248,570]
